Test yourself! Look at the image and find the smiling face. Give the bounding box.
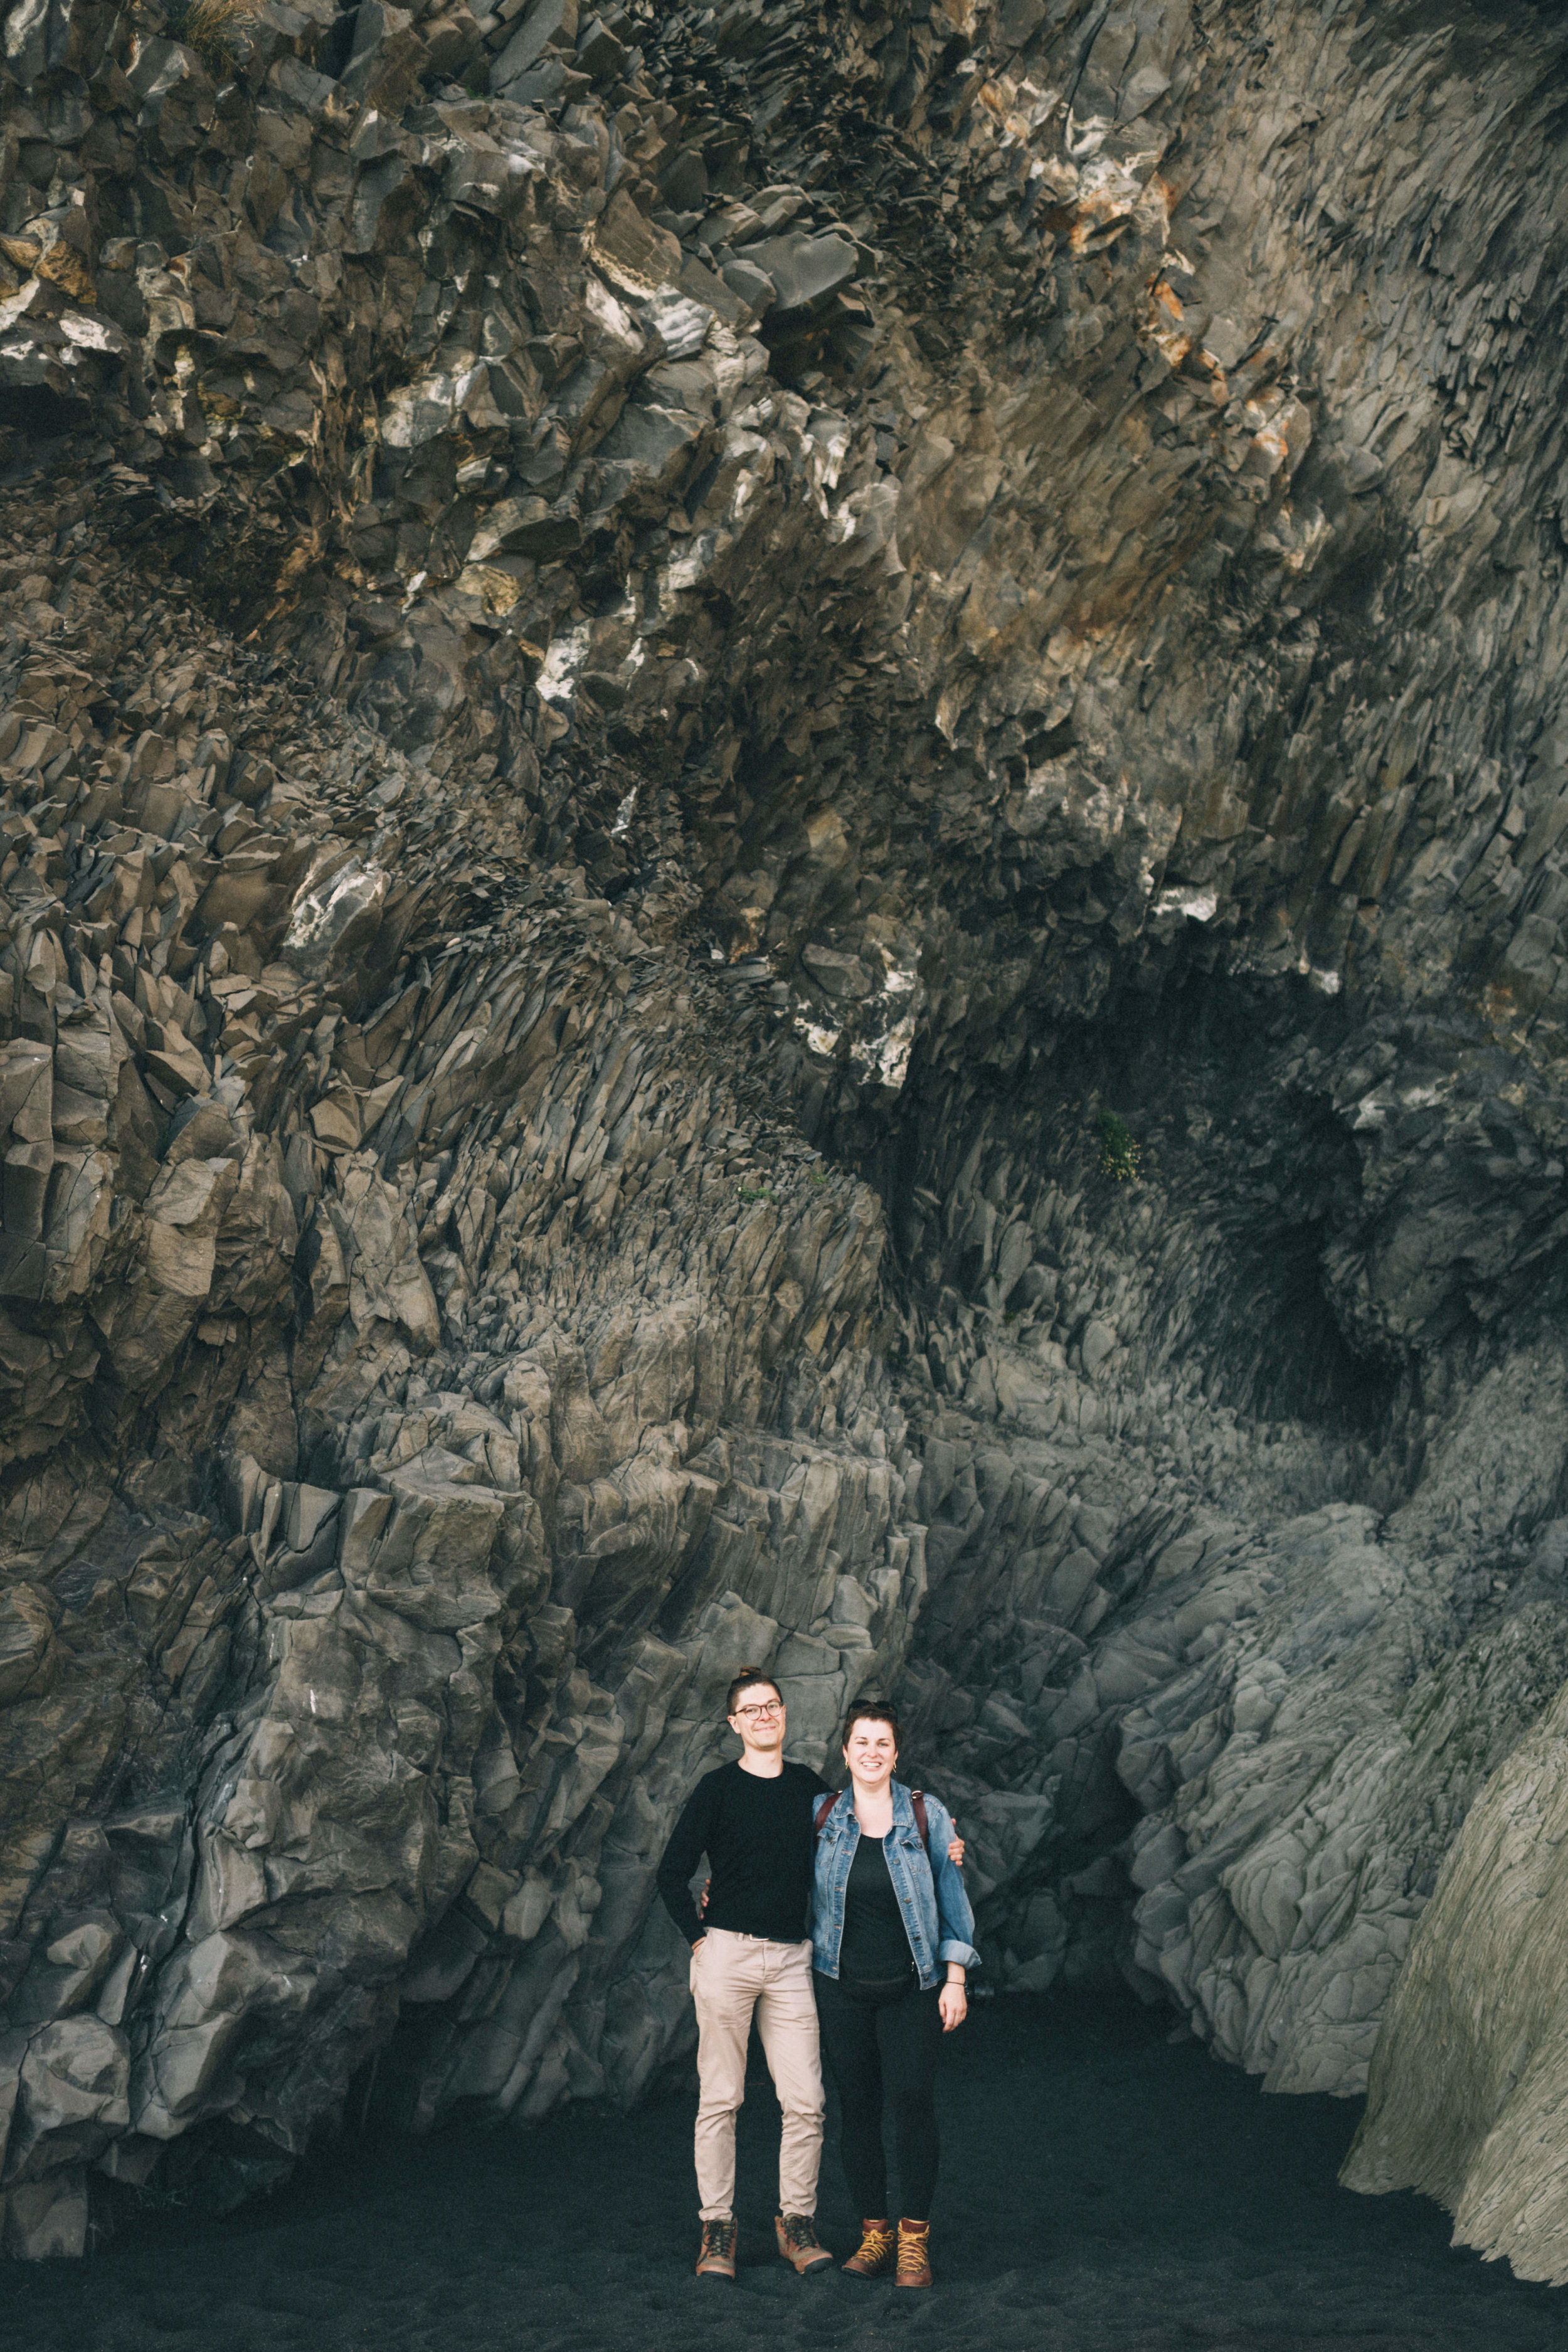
[728,1680,786,1757]
[843,1715,898,1792]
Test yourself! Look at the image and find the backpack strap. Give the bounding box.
[814,1788,931,1848]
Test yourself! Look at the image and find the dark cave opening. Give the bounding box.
[859,974,1419,2052]
[875,961,1403,1449]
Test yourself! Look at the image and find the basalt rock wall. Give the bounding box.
[3,0,1568,2276]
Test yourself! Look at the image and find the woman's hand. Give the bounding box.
[946,1829,965,1867]
[939,1975,968,2032]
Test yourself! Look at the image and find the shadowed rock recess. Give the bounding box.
[3,0,1568,2277]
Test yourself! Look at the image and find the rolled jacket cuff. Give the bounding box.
[937,1939,980,1969]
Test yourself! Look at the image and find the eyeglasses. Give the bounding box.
[734,1700,782,1720]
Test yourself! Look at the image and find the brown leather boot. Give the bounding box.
[696,2217,738,2279]
[775,2212,832,2274]
[895,2218,933,2287]
[843,2218,896,2277]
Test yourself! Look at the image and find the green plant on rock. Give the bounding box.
[166,0,255,69]
[1098,1108,1141,1184]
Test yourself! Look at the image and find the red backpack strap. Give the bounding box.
[814,1791,837,1840]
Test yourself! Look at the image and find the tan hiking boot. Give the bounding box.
[775,2212,832,2275]
[895,2218,932,2287]
[843,2218,896,2277]
[696,2217,738,2279]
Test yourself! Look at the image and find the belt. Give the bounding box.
[840,1964,918,1994]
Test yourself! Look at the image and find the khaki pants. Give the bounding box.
[690,1928,824,2220]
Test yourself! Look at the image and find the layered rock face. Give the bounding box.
[1343,1666,1568,2287]
[3,0,1568,2272]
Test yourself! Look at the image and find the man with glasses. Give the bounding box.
[657,1667,837,2280]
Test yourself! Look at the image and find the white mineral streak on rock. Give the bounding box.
[379,367,485,450]
[662,534,720,595]
[807,414,851,505]
[1153,887,1219,921]
[534,626,590,706]
[797,1014,842,1059]
[1067,147,1168,252]
[850,963,920,1094]
[283,856,388,965]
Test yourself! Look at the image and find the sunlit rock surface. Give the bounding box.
[1342,1663,1568,2286]
[4,0,1568,2271]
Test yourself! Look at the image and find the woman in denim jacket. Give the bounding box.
[811,1699,979,2288]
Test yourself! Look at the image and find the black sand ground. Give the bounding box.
[5,1990,1561,2352]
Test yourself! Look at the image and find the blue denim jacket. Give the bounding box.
[811,1779,981,1992]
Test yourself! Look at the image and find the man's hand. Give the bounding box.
[939,1976,968,2031]
[946,1828,965,1867]
[699,1874,711,1913]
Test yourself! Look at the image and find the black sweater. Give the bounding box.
[657,1759,832,1947]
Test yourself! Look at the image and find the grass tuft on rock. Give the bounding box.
[1098,1109,1141,1183]
[166,0,255,68]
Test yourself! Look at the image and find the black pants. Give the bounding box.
[815,1969,943,2221]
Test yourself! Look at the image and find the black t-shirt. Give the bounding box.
[839,1831,915,1983]
[657,1759,832,1946]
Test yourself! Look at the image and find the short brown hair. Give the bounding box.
[842,1699,901,1747]
[726,1667,782,1717]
